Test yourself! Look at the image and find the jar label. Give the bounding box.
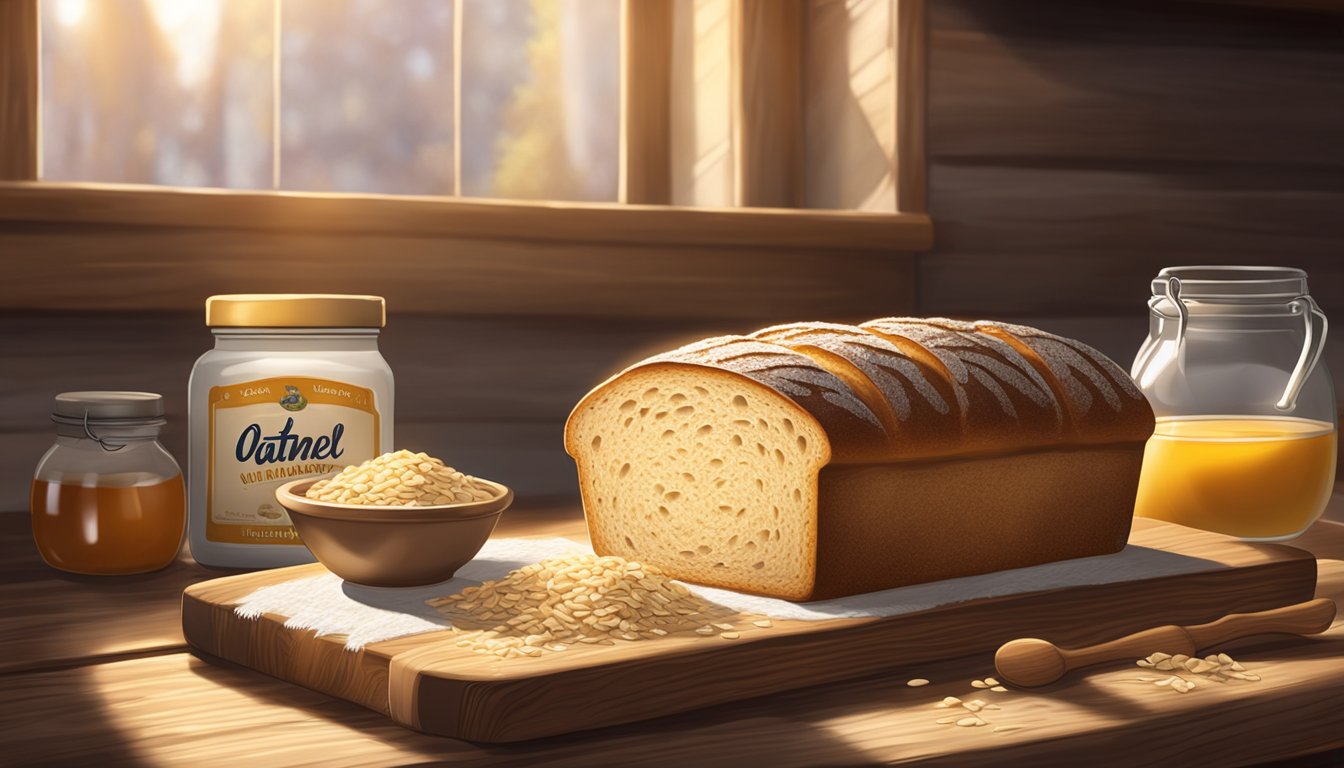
[207,377,380,545]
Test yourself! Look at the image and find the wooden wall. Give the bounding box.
[921,0,1344,319]
[3,0,1343,514]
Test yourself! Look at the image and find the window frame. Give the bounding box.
[0,0,930,312]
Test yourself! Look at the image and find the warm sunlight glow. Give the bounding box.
[146,0,224,88]
[52,0,87,27]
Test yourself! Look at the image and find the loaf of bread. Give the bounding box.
[564,318,1154,601]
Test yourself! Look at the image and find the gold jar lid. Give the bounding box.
[205,294,386,328]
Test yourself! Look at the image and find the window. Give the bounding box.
[40,0,620,200]
[0,0,929,321]
[20,0,925,213]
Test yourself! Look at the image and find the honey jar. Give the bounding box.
[31,392,186,574]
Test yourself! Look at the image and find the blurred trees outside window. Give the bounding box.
[38,0,898,211]
[40,0,619,200]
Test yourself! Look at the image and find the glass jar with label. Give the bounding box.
[189,294,395,569]
[32,391,186,575]
[1130,266,1336,540]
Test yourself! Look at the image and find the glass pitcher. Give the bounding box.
[1130,266,1336,540]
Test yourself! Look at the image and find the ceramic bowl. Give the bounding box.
[274,476,513,587]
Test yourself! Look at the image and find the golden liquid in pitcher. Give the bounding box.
[1134,417,1336,540]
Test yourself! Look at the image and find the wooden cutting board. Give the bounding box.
[182,518,1318,743]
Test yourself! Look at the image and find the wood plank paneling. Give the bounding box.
[0,221,919,317]
[918,0,1344,317]
[919,167,1344,316]
[0,0,38,180]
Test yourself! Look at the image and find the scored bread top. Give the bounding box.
[749,322,961,459]
[861,318,1066,456]
[970,319,1152,445]
[579,318,1153,465]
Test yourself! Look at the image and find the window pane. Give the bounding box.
[461,0,620,201]
[803,0,896,211]
[279,0,454,195]
[40,0,274,188]
[670,0,734,208]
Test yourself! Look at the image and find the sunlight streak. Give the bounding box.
[146,0,224,88]
[52,0,87,27]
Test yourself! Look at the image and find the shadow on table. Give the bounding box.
[184,649,882,766]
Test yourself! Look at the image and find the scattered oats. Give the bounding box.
[906,678,930,688]
[712,622,736,631]
[971,680,989,689]
[984,677,1000,686]
[1136,651,1260,691]
[752,619,773,628]
[990,686,1008,693]
[993,725,1026,734]
[430,553,738,658]
[935,694,1008,730]
[720,631,740,640]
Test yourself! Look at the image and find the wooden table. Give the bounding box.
[6,498,1344,768]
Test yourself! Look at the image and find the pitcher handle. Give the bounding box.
[1133,277,1187,379]
[1276,295,1328,412]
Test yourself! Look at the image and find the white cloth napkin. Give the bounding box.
[233,536,1215,650]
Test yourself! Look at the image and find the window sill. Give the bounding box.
[0,182,933,252]
[0,182,928,320]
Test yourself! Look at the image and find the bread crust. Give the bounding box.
[565,318,1156,601]
[750,322,962,460]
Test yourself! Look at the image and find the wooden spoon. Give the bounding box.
[995,598,1337,688]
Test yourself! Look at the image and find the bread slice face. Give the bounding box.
[565,361,831,600]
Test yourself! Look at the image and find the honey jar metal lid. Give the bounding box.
[52,391,165,422]
[205,294,386,328]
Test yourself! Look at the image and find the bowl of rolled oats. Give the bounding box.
[275,450,513,587]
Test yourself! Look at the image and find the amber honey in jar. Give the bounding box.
[31,392,186,575]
